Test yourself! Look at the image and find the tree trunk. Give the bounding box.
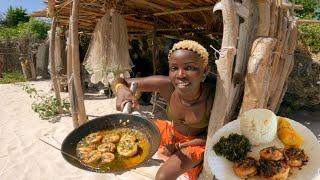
[49,17,62,112]
[67,18,79,129]
[203,0,238,178]
[70,0,87,126]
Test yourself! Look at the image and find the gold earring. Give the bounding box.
[202,74,206,82]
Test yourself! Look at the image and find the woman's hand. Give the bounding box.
[115,85,139,111]
[161,144,178,156]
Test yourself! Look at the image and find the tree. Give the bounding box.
[0,13,4,26]
[291,0,320,19]
[2,6,29,27]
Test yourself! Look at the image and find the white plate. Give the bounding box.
[206,119,320,180]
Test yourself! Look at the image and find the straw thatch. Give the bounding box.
[32,0,221,34]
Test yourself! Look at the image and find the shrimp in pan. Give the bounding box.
[101,152,116,163]
[81,150,102,164]
[97,143,116,153]
[86,132,104,144]
[102,133,121,143]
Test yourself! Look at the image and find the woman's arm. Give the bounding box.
[180,137,206,148]
[162,136,206,156]
[112,75,174,111]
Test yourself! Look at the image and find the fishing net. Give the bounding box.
[84,10,132,85]
[48,28,65,75]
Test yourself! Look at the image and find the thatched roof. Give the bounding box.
[31,0,222,34]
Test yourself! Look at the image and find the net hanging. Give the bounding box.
[84,10,132,85]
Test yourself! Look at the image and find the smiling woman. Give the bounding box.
[112,40,215,180]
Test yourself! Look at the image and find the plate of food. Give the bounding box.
[206,109,320,180]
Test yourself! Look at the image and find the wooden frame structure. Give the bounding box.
[33,0,299,178]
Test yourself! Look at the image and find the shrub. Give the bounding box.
[298,24,320,52]
[0,71,26,84]
[0,18,50,40]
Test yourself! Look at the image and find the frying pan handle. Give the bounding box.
[122,82,138,114]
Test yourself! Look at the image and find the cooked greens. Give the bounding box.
[213,133,251,162]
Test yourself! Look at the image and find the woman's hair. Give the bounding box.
[168,40,209,66]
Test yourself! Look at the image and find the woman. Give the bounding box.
[112,40,214,180]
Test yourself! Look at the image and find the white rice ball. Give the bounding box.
[240,108,277,145]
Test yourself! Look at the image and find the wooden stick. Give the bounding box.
[29,59,37,80]
[133,0,195,25]
[55,0,72,9]
[256,0,271,36]
[153,6,213,16]
[48,0,56,17]
[298,19,320,24]
[66,13,79,129]
[269,18,298,111]
[70,0,87,126]
[49,17,63,113]
[280,3,303,10]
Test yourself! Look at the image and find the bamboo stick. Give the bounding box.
[49,17,63,113]
[70,0,87,126]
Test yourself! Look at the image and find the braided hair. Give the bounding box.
[168,40,209,66]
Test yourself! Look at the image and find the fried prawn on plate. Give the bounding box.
[233,157,258,178]
[258,159,290,180]
[260,146,284,161]
[284,147,309,168]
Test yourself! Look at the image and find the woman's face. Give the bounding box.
[168,49,207,95]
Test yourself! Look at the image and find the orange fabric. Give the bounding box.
[155,120,205,180]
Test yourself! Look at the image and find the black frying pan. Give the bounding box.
[61,82,161,173]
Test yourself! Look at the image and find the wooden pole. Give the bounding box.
[151,30,157,113]
[49,17,62,112]
[48,0,56,17]
[66,16,79,128]
[70,0,87,126]
[203,0,238,178]
[226,0,257,121]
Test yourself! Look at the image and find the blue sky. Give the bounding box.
[0,0,46,14]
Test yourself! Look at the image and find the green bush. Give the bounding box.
[298,24,320,52]
[0,71,26,84]
[0,18,49,40]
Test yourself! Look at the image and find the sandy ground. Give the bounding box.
[1,80,319,180]
[0,80,183,180]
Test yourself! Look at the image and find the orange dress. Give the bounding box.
[155,120,205,180]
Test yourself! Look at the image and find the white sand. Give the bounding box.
[0,80,187,180]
